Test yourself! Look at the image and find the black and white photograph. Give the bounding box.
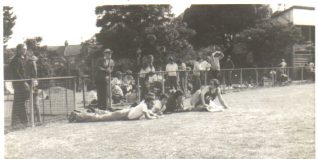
[2,0,316,158]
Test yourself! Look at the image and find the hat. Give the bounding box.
[103,49,113,54]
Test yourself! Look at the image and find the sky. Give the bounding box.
[2,0,317,48]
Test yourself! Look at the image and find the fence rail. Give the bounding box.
[4,66,314,131]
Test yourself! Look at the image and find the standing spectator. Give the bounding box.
[10,44,29,127]
[279,59,287,74]
[176,59,187,94]
[192,57,203,93]
[308,61,315,81]
[25,55,42,123]
[209,48,224,80]
[199,56,211,85]
[223,55,235,88]
[165,57,178,91]
[95,49,114,110]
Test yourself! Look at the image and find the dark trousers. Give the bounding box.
[179,73,187,93]
[209,70,220,81]
[224,70,233,86]
[12,82,29,127]
[192,75,201,93]
[166,76,178,90]
[95,79,110,110]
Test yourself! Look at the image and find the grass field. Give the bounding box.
[5,84,315,159]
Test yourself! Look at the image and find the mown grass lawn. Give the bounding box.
[5,84,315,159]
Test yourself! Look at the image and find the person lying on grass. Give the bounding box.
[68,92,159,122]
[189,79,229,112]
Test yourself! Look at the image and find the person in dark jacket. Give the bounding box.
[10,44,29,127]
[94,49,114,110]
[223,56,235,88]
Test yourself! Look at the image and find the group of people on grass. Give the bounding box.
[68,48,232,123]
[69,78,229,122]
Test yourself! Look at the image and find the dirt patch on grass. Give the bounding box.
[5,84,315,159]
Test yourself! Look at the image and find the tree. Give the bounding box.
[235,21,303,67]
[95,5,195,69]
[183,4,271,49]
[3,6,16,46]
[24,37,52,78]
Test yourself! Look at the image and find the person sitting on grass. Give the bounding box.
[164,90,185,113]
[152,94,168,115]
[189,79,229,112]
[68,93,159,122]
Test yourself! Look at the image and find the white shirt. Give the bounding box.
[166,63,178,76]
[210,51,224,70]
[139,66,155,78]
[193,61,202,76]
[127,101,151,120]
[200,60,211,71]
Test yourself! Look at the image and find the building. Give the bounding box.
[271,5,315,67]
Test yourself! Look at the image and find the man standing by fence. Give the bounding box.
[223,55,235,89]
[10,44,29,127]
[95,49,114,110]
[209,48,224,81]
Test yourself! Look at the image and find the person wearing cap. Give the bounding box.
[165,56,179,91]
[189,79,228,112]
[10,44,29,127]
[95,48,115,110]
[68,92,158,122]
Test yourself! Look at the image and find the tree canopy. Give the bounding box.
[183,4,271,49]
[3,6,16,46]
[235,21,303,67]
[95,5,195,68]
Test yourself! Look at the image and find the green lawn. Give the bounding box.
[5,84,315,159]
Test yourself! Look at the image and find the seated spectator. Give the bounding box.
[189,79,228,112]
[112,83,124,104]
[122,70,135,95]
[164,90,185,113]
[152,94,168,115]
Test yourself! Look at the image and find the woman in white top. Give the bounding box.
[68,93,158,122]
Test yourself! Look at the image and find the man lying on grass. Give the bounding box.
[68,92,159,122]
[189,79,229,112]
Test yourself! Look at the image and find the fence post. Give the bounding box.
[240,68,243,87]
[255,68,259,87]
[137,74,140,102]
[41,87,45,122]
[301,67,304,82]
[73,77,77,110]
[82,77,86,108]
[65,79,69,117]
[162,72,165,94]
[109,73,112,109]
[48,87,52,115]
[204,69,207,86]
[30,79,35,128]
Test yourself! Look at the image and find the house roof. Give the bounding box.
[271,5,315,18]
[47,46,66,56]
[64,45,82,56]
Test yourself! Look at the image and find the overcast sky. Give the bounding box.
[2,0,316,48]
